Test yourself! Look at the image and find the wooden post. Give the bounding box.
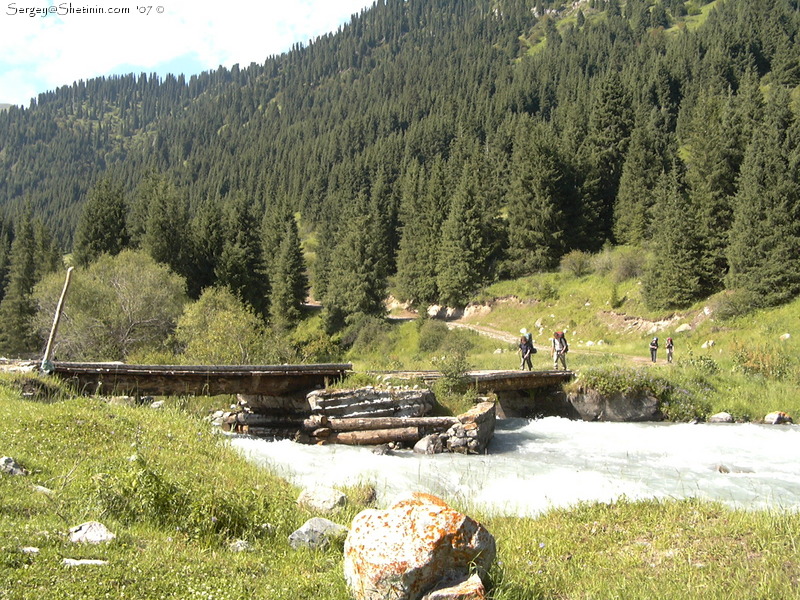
[41,267,74,373]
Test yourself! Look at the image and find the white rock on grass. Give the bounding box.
[288,517,348,550]
[297,487,347,513]
[63,558,109,567]
[69,521,116,544]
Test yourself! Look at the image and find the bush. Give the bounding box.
[341,314,391,353]
[560,250,593,277]
[731,342,793,380]
[417,318,450,353]
[33,250,187,360]
[712,289,757,321]
[678,352,720,375]
[431,346,472,397]
[612,247,646,283]
[175,286,287,364]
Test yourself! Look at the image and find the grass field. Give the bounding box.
[2,377,800,599]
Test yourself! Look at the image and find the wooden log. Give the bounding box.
[324,427,420,446]
[234,413,306,427]
[316,416,458,432]
[240,426,301,438]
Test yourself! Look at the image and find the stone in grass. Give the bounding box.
[63,558,109,567]
[1,457,28,476]
[344,492,495,600]
[69,521,116,544]
[422,573,487,600]
[297,487,347,513]
[289,517,349,550]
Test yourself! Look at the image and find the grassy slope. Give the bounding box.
[375,255,800,421]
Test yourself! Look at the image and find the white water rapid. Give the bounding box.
[230,418,800,516]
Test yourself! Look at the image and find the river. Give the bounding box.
[230,417,800,516]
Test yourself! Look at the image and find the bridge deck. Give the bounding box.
[48,362,571,398]
[380,369,574,392]
[49,362,353,397]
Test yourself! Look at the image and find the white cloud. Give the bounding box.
[0,0,373,105]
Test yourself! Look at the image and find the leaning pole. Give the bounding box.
[41,266,74,373]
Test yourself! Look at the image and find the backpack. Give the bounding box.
[554,331,568,352]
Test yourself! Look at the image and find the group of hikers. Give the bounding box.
[649,336,674,363]
[518,328,568,371]
[517,329,676,370]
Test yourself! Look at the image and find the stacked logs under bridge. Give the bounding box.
[221,387,496,454]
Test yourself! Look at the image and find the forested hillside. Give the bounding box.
[0,0,799,357]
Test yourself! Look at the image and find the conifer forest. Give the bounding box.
[0,0,799,357]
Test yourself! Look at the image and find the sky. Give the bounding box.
[0,0,375,106]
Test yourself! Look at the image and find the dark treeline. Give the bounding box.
[1,0,799,352]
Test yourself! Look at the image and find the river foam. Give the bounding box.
[230,417,800,516]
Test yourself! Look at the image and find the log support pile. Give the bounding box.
[221,386,497,454]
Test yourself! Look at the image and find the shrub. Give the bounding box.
[712,289,757,321]
[612,247,646,283]
[175,286,286,364]
[431,346,472,397]
[678,352,720,375]
[560,250,593,277]
[341,314,391,353]
[418,318,450,353]
[33,250,187,360]
[731,342,793,380]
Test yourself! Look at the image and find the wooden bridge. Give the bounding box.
[379,369,574,392]
[46,362,573,398]
[48,362,354,397]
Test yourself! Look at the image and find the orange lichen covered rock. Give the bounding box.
[343,492,495,600]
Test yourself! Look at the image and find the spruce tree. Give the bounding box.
[726,89,800,308]
[33,219,62,279]
[135,173,193,281]
[683,88,741,295]
[215,193,269,317]
[72,177,129,266]
[505,118,569,275]
[323,193,388,330]
[614,108,673,245]
[642,169,705,310]
[436,165,490,308]
[190,197,225,298]
[269,216,308,331]
[0,215,14,304]
[0,213,39,356]
[394,159,446,307]
[578,71,634,250]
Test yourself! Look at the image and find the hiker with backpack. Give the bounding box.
[649,337,659,363]
[666,337,674,363]
[519,328,535,371]
[551,331,568,370]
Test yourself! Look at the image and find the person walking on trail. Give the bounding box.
[552,331,568,370]
[649,337,659,363]
[666,337,674,364]
[519,335,533,371]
